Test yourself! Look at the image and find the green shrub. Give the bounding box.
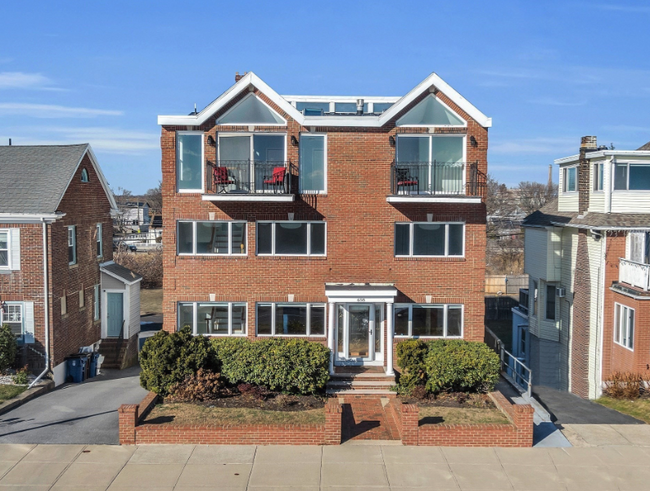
[395,339,428,394]
[213,337,330,395]
[13,365,29,385]
[424,340,501,394]
[0,324,18,372]
[139,327,217,396]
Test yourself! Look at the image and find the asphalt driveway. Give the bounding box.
[0,366,148,444]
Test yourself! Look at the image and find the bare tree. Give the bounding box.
[145,181,162,215]
[517,181,558,216]
[486,175,516,217]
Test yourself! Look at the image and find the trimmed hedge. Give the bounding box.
[212,337,330,395]
[396,339,500,395]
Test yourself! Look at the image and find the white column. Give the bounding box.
[328,302,336,374]
[386,302,394,375]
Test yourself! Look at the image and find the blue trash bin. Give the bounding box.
[66,355,87,383]
[88,352,99,378]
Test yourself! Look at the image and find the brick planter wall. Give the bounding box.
[119,392,342,445]
[397,391,534,447]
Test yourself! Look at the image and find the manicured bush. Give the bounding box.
[139,327,217,396]
[424,340,501,394]
[213,337,330,395]
[0,324,18,372]
[395,339,428,394]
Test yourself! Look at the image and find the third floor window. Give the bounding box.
[614,163,650,191]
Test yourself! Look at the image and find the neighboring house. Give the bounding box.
[513,136,650,399]
[0,144,142,385]
[157,71,490,381]
[118,201,151,233]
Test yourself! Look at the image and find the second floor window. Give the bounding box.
[177,132,203,192]
[614,163,650,191]
[563,167,577,192]
[96,223,103,257]
[395,222,464,257]
[0,231,8,268]
[177,221,246,256]
[546,285,556,321]
[257,221,326,256]
[593,162,604,191]
[300,134,326,193]
[68,226,77,265]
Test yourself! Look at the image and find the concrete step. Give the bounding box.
[327,380,395,388]
[327,388,396,396]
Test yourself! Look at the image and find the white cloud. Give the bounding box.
[491,137,576,155]
[0,103,123,118]
[0,71,61,90]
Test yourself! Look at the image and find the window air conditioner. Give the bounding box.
[556,287,566,298]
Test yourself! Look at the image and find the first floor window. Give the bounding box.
[0,230,8,268]
[394,304,463,338]
[395,222,464,257]
[177,132,203,191]
[256,303,326,336]
[257,221,326,256]
[546,285,556,320]
[178,302,246,336]
[614,303,635,350]
[2,304,22,338]
[563,167,577,192]
[177,220,247,255]
[93,285,100,321]
[67,226,77,265]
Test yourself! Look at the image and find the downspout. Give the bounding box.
[29,219,50,388]
[596,233,607,398]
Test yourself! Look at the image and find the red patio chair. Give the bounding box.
[396,168,418,194]
[263,166,287,193]
[213,166,234,193]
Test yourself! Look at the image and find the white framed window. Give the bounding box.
[614,303,635,350]
[2,304,22,338]
[563,166,577,192]
[93,284,100,321]
[256,221,326,256]
[0,230,9,269]
[178,302,247,336]
[614,162,650,191]
[394,304,463,338]
[545,285,556,321]
[96,223,103,257]
[299,133,327,193]
[593,162,604,191]
[176,131,204,192]
[177,220,247,256]
[395,222,464,257]
[67,226,77,265]
[256,303,326,337]
[396,95,466,127]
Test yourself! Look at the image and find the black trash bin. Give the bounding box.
[88,352,100,378]
[65,355,88,383]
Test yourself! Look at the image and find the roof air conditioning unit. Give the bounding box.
[557,287,566,298]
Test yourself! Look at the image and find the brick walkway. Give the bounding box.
[341,396,400,442]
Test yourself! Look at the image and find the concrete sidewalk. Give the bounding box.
[2,443,650,490]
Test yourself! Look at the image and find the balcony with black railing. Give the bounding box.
[388,161,487,202]
[203,161,297,201]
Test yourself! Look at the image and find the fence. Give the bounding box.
[484,295,519,321]
[485,326,532,398]
[485,275,528,295]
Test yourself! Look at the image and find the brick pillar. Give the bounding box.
[324,399,342,445]
[578,136,597,214]
[401,404,419,445]
[118,404,139,445]
[513,405,535,447]
[572,230,591,398]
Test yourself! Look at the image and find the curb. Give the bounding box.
[0,380,55,416]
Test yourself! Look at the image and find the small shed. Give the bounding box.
[99,261,142,340]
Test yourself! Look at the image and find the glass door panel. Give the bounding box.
[347,305,370,359]
[334,303,384,365]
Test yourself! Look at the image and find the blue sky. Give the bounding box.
[1,1,649,193]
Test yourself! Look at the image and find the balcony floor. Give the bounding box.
[202,193,295,202]
[386,195,482,204]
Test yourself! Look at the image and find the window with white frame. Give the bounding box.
[176,132,204,192]
[96,223,103,257]
[257,221,326,256]
[394,304,463,338]
[256,303,326,336]
[395,222,464,257]
[0,230,9,268]
[300,134,326,193]
[563,167,577,192]
[545,285,556,321]
[178,302,247,336]
[614,162,650,191]
[177,221,247,255]
[67,226,77,265]
[614,303,635,350]
[93,285,100,321]
[593,162,604,191]
[2,304,22,338]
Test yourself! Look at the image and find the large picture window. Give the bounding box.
[614,303,634,350]
[177,221,246,255]
[300,134,326,193]
[257,221,326,256]
[395,222,464,257]
[256,303,326,336]
[176,132,203,192]
[394,304,463,338]
[614,163,650,191]
[178,302,247,336]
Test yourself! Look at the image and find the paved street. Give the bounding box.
[2,443,650,490]
[0,367,147,445]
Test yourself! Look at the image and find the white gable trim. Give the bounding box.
[157,72,492,129]
[217,92,287,126]
[395,94,467,128]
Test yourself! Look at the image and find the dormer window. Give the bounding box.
[563,167,577,192]
[593,163,604,191]
[81,168,89,183]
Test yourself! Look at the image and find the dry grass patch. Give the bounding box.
[418,406,510,426]
[596,396,650,423]
[140,288,163,315]
[145,403,325,426]
[0,384,26,403]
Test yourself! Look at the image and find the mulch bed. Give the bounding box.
[400,392,497,409]
[162,391,326,412]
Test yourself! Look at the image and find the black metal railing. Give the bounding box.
[390,161,486,197]
[518,288,529,315]
[205,160,296,195]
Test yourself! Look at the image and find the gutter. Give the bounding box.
[29,219,50,388]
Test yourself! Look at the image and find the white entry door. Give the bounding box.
[336,303,384,365]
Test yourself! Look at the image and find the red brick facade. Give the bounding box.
[160,77,488,372]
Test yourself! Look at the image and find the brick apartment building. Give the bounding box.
[158,72,491,380]
[513,137,650,398]
[0,144,141,385]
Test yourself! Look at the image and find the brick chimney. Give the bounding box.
[578,136,597,213]
[235,72,246,82]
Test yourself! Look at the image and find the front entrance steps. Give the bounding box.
[340,395,401,442]
[326,366,396,396]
